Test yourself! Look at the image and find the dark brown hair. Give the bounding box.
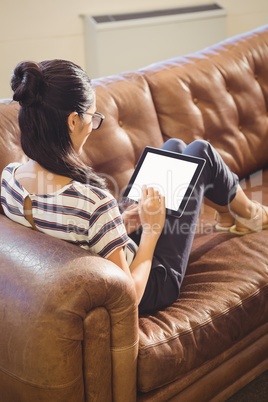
[11,59,106,188]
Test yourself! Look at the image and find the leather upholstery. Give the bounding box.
[81,73,164,198]
[138,172,268,392]
[0,216,138,402]
[0,25,268,401]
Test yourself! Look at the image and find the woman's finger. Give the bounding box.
[160,195,166,212]
[147,186,154,198]
[142,185,148,200]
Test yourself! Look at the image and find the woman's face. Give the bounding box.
[69,99,96,155]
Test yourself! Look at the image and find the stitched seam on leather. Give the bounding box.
[111,339,139,352]
[0,366,82,389]
[139,284,268,350]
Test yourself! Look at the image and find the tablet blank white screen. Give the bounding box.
[127,152,198,211]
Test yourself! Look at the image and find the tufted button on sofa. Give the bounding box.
[0,25,268,401]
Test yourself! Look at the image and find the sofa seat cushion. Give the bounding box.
[137,169,268,392]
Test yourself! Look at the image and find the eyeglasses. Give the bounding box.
[83,112,105,130]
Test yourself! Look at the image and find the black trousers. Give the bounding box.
[130,139,239,315]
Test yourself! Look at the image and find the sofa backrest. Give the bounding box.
[81,73,164,200]
[0,101,28,214]
[140,25,268,179]
[81,24,268,197]
[1,25,268,212]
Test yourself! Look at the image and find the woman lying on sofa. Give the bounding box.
[1,60,268,314]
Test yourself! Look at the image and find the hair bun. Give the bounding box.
[11,61,44,106]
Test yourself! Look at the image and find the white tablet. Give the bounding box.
[122,146,206,218]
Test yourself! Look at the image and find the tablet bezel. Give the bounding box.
[122,146,206,218]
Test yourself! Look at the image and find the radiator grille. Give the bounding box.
[92,4,223,23]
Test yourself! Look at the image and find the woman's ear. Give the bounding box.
[68,112,79,133]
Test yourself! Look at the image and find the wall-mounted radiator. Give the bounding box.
[81,3,227,78]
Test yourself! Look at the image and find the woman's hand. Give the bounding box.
[108,186,166,304]
[139,186,166,238]
[121,203,141,234]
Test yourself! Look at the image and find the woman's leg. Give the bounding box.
[139,138,268,313]
[162,139,235,229]
[139,139,239,314]
[161,138,187,153]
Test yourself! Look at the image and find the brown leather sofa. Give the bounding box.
[0,25,268,402]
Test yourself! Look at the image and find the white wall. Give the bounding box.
[1,0,268,98]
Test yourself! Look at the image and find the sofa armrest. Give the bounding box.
[0,215,138,402]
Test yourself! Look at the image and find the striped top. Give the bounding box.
[1,163,137,265]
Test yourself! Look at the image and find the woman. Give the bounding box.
[1,60,268,314]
